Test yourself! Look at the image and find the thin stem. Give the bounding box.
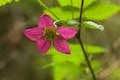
[38,0,60,20]
[76,0,97,80]
[79,0,84,24]
[70,0,74,19]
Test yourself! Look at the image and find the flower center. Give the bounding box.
[44,27,59,41]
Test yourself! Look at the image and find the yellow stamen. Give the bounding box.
[44,27,59,41]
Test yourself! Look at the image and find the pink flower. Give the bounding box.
[24,14,77,54]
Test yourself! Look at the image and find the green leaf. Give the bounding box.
[84,2,120,20]
[53,63,80,80]
[83,21,104,31]
[0,0,19,7]
[91,60,102,73]
[45,1,119,21]
[49,44,84,65]
[49,44,104,65]
[45,7,80,20]
[85,44,104,54]
[57,0,96,8]
[34,43,104,80]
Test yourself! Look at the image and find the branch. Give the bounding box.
[76,0,97,80]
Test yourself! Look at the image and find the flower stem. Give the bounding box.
[76,0,97,80]
[38,0,60,20]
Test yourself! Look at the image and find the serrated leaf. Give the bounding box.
[84,2,120,20]
[58,0,96,8]
[83,21,104,31]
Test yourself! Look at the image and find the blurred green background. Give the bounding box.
[0,0,120,80]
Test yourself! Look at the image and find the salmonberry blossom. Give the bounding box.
[24,14,77,54]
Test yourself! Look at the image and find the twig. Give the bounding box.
[76,0,97,80]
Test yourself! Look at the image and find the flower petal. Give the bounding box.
[53,37,70,54]
[38,14,54,28]
[36,39,51,54]
[58,26,77,40]
[24,27,43,41]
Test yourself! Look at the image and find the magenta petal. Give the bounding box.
[24,27,43,41]
[36,39,51,54]
[53,37,70,54]
[38,14,54,28]
[58,26,77,40]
